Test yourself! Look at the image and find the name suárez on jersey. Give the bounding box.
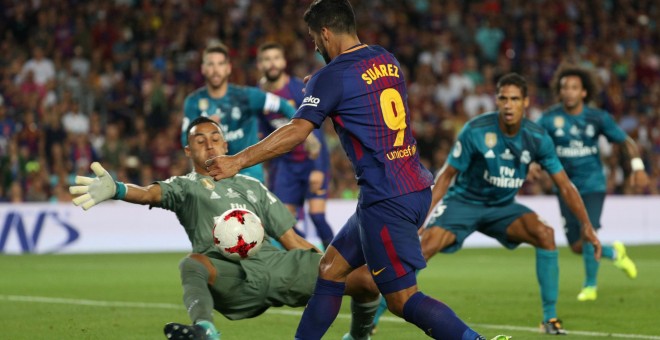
[483,170,525,189]
[556,145,598,158]
[361,63,400,85]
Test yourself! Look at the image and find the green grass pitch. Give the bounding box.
[1,246,659,339]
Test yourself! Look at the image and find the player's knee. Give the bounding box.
[569,242,582,254]
[383,296,405,317]
[318,251,352,281]
[180,254,217,285]
[345,267,380,302]
[532,224,556,250]
[420,226,452,260]
[383,287,418,317]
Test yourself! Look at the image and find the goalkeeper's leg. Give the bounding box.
[164,254,220,340]
[343,266,381,340]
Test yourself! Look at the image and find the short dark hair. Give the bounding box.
[258,41,284,53]
[203,43,230,60]
[303,0,356,34]
[551,63,600,104]
[186,116,222,140]
[496,73,528,97]
[258,42,285,58]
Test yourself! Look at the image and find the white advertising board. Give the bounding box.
[0,197,658,254]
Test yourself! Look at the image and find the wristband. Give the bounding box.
[631,158,645,172]
[113,181,127,200]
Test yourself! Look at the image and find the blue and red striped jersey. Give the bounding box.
[294,44,433,205]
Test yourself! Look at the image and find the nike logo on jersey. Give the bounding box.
[210,192,221,200]
[371,267,386,276]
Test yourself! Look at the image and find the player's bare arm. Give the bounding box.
[550,170,602,259]
[278,228,322,253]
[620,136,649,189]
[429,163,459,215]
[208,118,315,181]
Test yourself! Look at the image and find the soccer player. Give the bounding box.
[536,64,647,301]
[181,43,320,183]
[205,1,508,339]
[418,73,602,335]
[256,42,334,249]
[69,117,379,340]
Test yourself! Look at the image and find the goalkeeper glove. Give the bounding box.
[69,162,126,210]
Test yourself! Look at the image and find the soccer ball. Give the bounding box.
[213,208,265,259]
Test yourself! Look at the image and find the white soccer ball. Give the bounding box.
[213,208,265,259]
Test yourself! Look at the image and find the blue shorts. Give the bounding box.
[331,189,431,294]
[558,192,605,245]
[425,198,533,253]
[270,160,329,205]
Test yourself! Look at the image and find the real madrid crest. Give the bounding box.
[585,124,595,137]
[521,150,531,164]
[232,106,242,120]
[201,178,215,190]
[553,116,564,128]
[485,132,497,149]
[199,98,209,111]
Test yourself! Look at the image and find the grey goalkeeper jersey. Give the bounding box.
[155,172,297,257]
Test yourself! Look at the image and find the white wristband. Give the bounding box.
[631,158,645,172]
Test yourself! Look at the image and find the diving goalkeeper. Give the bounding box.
[69,117,379,340]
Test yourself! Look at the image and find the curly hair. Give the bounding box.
[551,63,601,104]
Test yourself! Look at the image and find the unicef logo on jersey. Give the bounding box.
[301,95,320,108]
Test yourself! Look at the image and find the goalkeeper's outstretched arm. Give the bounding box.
[69,162,162,210]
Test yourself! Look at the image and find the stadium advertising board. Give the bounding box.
[1,197,658,254]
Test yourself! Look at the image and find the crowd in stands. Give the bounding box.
[0,0,658,203]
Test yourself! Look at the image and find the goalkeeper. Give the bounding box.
[69,117,379,340]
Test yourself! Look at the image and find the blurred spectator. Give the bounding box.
[463,83,495,119]
[70,133,99,176]
[1,140,27,195]
[62,101,89,134]
[16,46,55,88]
[0,99,15,155]
[100,123,127,173]
[475,18,505,64]
[0,0,657,201]
[16,112,41,159]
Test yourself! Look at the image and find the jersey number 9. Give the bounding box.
[380,88,407,147]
